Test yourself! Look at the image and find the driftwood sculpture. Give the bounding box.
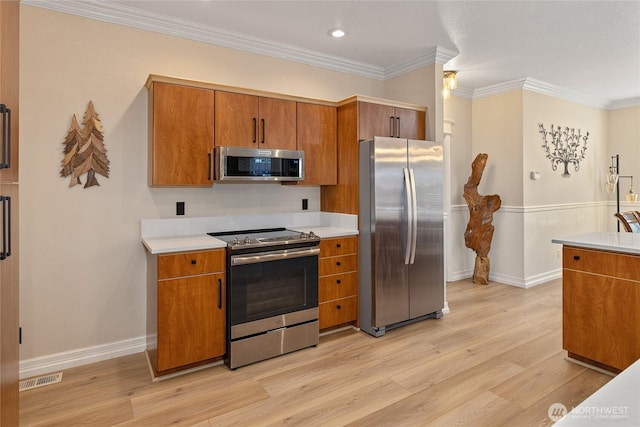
[463,153,501,285]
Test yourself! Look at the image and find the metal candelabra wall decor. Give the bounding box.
[538,123,589,177]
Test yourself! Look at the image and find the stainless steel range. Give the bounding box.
[207,228,320,369]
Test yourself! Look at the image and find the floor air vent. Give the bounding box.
[19,372,63,392]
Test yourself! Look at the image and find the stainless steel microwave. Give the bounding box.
[214,146,304,182]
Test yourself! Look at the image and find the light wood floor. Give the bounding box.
[20,278,612,426]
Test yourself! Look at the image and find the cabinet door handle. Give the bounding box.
[191,259,197,265]
[253,118,257,144]
[336,304,342,310]
[261,118,265,144]
[218,278,223,309]
[0,196,11,260]
[573,255,580,260]
[336,279,341,284]
[207,152,212,181]
[336,243,341,248]
[390,116,395,137]
[396,117,400,138]
[336,261,341,266]
[0,104,11,169]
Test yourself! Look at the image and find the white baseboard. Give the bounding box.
[448,269,562,289]
[19,336,146,379]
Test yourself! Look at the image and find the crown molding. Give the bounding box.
[608,97,640,110]
[23,0,389,80]
[472,77,614,109]
[384,46,459,80]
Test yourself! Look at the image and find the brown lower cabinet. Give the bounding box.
[562,246,640,372]
[147,249,226,375]
[318,236,358,330]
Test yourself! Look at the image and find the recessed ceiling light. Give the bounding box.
[328,28,346,38]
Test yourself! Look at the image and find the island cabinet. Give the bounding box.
[318,236,358,330]
[562,246,640,372]
[147,249,226,375]
[321,96,427,215]
[292,102,337,186]
[147,81,215,187]
[215,91,297,149]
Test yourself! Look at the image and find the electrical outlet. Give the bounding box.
[302,199,308,210]
[176,202,185,216]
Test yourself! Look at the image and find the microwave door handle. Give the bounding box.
[403,168,412,265]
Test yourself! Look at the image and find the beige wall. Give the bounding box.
[18,3,640,368]
[607,106,640,205]
[18,5,385,362]
[523,91,608,206]
[471,91,524,206]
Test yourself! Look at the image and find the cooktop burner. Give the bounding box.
[208,227,319,251]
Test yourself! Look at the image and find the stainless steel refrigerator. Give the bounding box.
[359,136,444,337]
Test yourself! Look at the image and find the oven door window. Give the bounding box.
[229,255,318,325]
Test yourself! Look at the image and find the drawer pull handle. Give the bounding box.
[336,261,341,266]
[336,304,341,310]
[191,259,197,265]
[336,243,341,248]
[573,255,580,260]
[336,279,341,284]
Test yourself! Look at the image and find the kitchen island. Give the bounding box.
[552,232,640,373]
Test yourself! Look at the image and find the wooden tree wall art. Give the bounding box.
[60,101,110,188]
[463,153,501,285]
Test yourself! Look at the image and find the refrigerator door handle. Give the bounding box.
[403,168,413,265]
[408,168,418,264]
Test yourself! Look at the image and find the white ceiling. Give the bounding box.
[28,0,640,106]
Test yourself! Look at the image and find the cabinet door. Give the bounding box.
[358,102,395,140]
[150,83,214,186]
[215,91,259,147]
[296,103,336,185]
[563,269,640,371]
[157,273,225,371]
[259,97,296,149]
[0,0,18,183]
[395,107,425,140]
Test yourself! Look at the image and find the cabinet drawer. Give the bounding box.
[563,247,640,282]
[319,236,358,257]
[319,296,357,330]
[319,272,358,302]
[319,254,357,276]
[158,249,225,279]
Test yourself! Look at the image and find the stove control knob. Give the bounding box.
[232,238,240,246]
[300,232,308,239]
[244,236,252,244]
[309,231,317,238]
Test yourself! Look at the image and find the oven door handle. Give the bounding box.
[231,246,320,266]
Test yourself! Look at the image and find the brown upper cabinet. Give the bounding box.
[359,101,426,140]
[215,91,297,150]
[147,81,214,186]
[293,103,337,186]
[321,97,427,215]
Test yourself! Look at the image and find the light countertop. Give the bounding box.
[142,235,226,255]
[552,232,640,255]
[289,226,358,238]
[141,213,358,255]
[554,358,640,426]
